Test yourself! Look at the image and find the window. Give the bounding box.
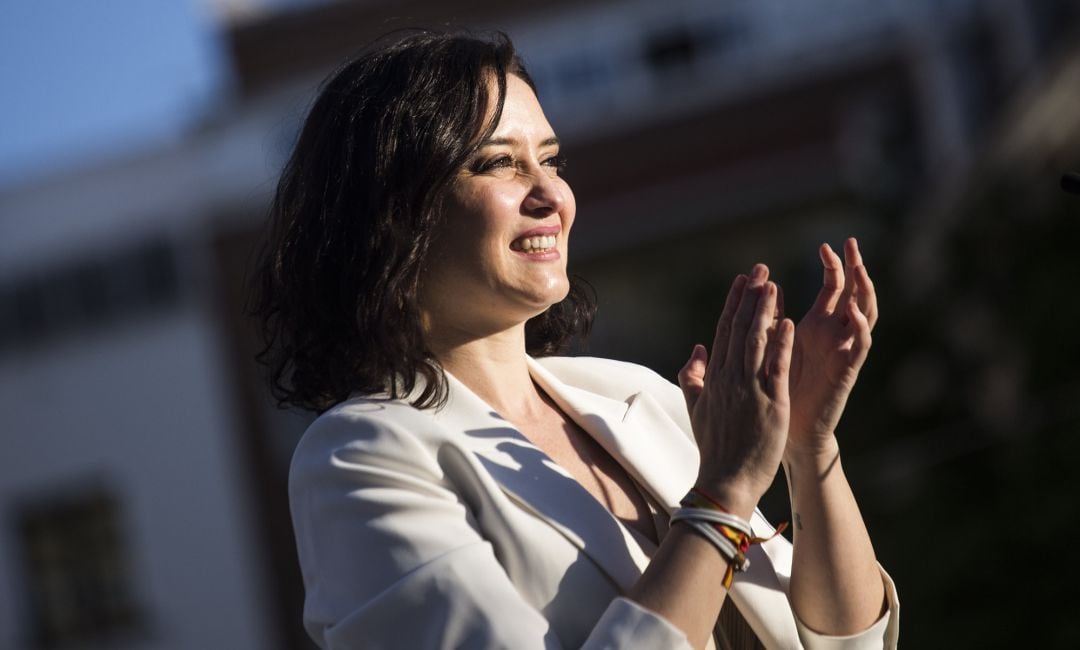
[0,238,181,356]
[15,487,144,648]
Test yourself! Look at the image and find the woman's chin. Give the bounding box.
[502,293,568,327]
[524,278,571,311]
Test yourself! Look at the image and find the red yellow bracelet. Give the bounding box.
[674,487,789,588]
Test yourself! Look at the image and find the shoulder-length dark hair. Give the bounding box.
[251,30,594,414]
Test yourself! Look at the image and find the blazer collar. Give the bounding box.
[430,358,703,587]
[526,357,699,513]
[433,365,648,591]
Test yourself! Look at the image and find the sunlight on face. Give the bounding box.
[419,75,577,340]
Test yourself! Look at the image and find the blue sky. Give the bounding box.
[0,0,228,189]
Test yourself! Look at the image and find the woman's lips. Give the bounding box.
[510,234,557,253]
[510,225,561,255]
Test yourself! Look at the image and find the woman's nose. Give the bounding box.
[522,168,565,216]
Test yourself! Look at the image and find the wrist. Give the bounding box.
[690,482,759,521]
[783,435,842,480]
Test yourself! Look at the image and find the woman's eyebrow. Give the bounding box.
[478,136,560,148]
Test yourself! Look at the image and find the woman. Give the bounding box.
[255,30,899,649]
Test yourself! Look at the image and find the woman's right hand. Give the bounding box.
[677,264,794,519]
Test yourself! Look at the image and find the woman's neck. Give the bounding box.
[428,324,546,420]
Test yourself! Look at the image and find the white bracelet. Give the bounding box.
[677,519,751,573]
[670,507,754,536]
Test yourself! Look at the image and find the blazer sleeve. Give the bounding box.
[793,567,899,650]
[289,403,693,650]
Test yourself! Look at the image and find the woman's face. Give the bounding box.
[419,74,576,338]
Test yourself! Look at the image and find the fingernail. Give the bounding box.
[751,265,767,280]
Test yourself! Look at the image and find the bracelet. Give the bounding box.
[671,507,753,537]
[680,487,789,541]
[681,486,734,512]
[674,518,747,588]
[675,487,790,588]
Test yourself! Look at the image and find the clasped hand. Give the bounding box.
[677,238,877,513]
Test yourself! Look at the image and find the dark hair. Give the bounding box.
[251,30,595,413]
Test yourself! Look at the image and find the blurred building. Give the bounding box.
[2,1,1078,648]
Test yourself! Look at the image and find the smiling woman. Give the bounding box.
[252,32,593,413]
[252,29,899,650]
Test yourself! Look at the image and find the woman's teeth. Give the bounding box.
[518,235,557,252]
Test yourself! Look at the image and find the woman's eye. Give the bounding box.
[474,155,513,173]
[543,153,567,175]
[469,153,566,175]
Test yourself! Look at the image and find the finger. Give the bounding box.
[842,299,873,365]
[678,344,707,413]
[775,282,785,328]
[727,264,769,376]
[709,274,748,372]
[745,281,777,380]
[855,263,878,329]
[766,318,795,401]
[844,237,864,267]
[810,243,844,315]
[766,285,783,369]
[842,237,862,314]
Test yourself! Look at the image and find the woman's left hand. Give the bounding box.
[788,238,878,460]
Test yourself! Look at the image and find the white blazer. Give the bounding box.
[289,356,900,649]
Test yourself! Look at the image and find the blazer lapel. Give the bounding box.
[728,517,802,649]
[527,358,700,513]
[434,370,647,592]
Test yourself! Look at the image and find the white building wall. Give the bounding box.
[0,77,303,649]
[0,305,273,650]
